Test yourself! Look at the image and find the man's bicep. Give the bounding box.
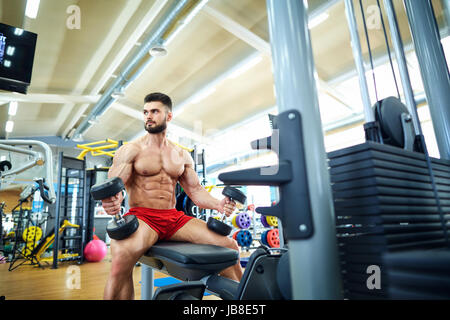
[179,165,201,193]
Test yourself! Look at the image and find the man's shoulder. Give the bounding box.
[167,141,194,165]
[116,141,141,157]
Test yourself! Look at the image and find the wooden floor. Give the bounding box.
[0,247,222,300]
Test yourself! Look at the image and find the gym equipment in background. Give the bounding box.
[231,212,251,229]
[9,217,79,271]
[374,96,416,151]
[324,0,450,299]
[235,229,252,247]
[0,140,56,203]
[175,191,197,217]
[84,239,107,262]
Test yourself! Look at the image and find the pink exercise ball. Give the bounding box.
[84,239,107,262]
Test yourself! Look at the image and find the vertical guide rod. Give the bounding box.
[344,0,374,122]
[404,0,450,159]
[383,0,422,136]
[266,0,342,299]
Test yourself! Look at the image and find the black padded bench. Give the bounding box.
[139,241,239,299]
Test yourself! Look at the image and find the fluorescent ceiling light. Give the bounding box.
[111,87,126,99]
[3,60,11,68]
[14,28,24,36]
[6,46,15,56]
[5,120,14,133]
[228,55,263,79]
[308,12,329,29]
[8,101,18,116]
[149,45,168,57]
[88,116,100,125]
[25,0,40,19]
[191,86,216,104]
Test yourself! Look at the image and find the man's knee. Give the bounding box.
[224,237,239,252]
[110,243,139,276]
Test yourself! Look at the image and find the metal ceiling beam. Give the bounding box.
[201,2,357,113]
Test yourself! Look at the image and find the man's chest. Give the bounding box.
[133,147,185,178]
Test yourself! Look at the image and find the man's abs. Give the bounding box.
[127,170,180,210]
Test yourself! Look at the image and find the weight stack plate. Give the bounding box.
[327,142,450,300]
[383,250,450,299]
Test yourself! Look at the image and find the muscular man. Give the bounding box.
[102,92,243,300]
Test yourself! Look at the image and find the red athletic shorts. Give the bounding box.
[124,207,194,240]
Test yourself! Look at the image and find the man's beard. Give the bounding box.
[145,120,167,134]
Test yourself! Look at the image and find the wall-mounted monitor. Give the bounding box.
[0,23,38,94]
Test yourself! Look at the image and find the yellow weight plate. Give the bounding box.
[266,216,278,227]
[22,226,43,243]
[232,215,239,228]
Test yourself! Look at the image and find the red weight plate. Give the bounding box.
[267,229,280,248]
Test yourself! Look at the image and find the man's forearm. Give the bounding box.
[189,187,221,211]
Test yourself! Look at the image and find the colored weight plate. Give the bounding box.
[22,242,36,257]
[260,215,270,228]
[23,226,42,243]
[243,230,253,247]
[267,229,280,248]
[266,216,278,227]
[232,231,239,240]
[232,215,239,228]
[236,230,252,247]
[261,230,269,246]
[236,212,251,229]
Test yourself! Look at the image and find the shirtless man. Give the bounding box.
[101,92,243,300]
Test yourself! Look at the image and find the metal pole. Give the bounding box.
[266,0,342,299]
[383,0,422,136]
[141,265,154,300]
[404,0,450,159]
[52,152,64,269]
[344,0,374,122]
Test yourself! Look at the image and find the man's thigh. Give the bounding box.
[110,219,159,260]
[169,218,231,247]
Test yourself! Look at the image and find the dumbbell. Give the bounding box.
[206,186,247,236]
[90,177,139,240]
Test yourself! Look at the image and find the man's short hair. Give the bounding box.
[144,92,172,112]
